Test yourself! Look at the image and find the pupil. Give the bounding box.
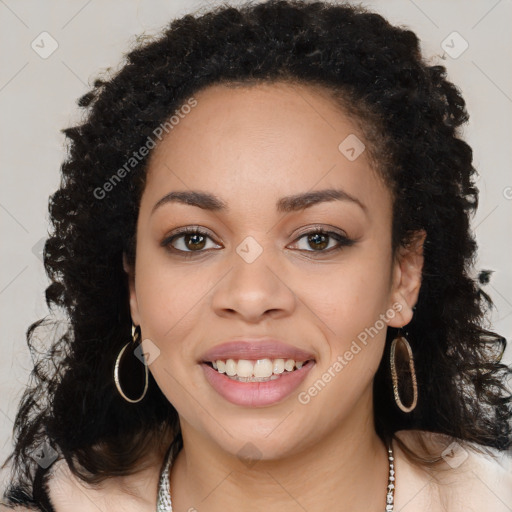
[186,233,206,250]
[309,233,328,250]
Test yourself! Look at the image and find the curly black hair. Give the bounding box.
[2,0,511,507]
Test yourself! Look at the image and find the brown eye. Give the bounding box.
[290,228,354,254]
[181,232,207,251]
[305,232,329,251]
[161,227,221,256]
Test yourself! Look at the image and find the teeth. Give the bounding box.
[284,359,295,371]
[225,359,237,376]
[273,359,285,374]
[210,358,308,378]
[237,359,254,378]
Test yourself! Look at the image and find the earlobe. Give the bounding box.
[388,230,426,328]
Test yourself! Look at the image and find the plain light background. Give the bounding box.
[1,0,511,489]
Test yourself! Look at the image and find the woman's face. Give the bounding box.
[125,82,423,459]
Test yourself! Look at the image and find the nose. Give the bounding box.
[210,238,297,323]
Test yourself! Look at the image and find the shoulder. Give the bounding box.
[42,454,163,512]
[393,429,512,512]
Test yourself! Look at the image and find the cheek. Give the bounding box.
[298,258,392,419]
[133,241,207,355]
[135,281,207,350]
[132,252,209,407]
[304,250,393,337]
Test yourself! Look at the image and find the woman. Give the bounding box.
[2,1,511,511]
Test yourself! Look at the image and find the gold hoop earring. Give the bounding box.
[390,331,418,413]
[114,324,148,403]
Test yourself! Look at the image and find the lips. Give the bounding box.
[199,338,316,363]
[201,359,316,407]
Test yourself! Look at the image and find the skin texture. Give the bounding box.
[124,82,424,512]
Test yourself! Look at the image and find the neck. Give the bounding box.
[169,390,390,512]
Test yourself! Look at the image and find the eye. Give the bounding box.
[161,227,221,257]
[289,227,354,254]
[161,225,354,258]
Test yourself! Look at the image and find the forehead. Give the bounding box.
[142,82,390,219]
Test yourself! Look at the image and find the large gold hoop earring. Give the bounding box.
[114,324,149,403]
[390,331,418,413]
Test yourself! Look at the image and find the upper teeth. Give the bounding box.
[212,358,306,378]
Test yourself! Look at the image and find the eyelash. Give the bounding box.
[161,225,355,259]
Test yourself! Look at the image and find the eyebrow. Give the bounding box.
[151,188,366,215]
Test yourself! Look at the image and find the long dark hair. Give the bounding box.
[3,0,511,507]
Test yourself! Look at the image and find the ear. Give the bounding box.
[123,252,141,326]
[387,230,426,328]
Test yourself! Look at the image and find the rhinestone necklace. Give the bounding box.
[156,441,395,511]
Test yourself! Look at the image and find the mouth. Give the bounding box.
[198,338,316,406]
[200,358,316,407]
[202,357,315,382]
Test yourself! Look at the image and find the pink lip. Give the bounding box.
[201,359,315,407]
[199,339,316,362]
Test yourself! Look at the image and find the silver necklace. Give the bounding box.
[157,441,396,511]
